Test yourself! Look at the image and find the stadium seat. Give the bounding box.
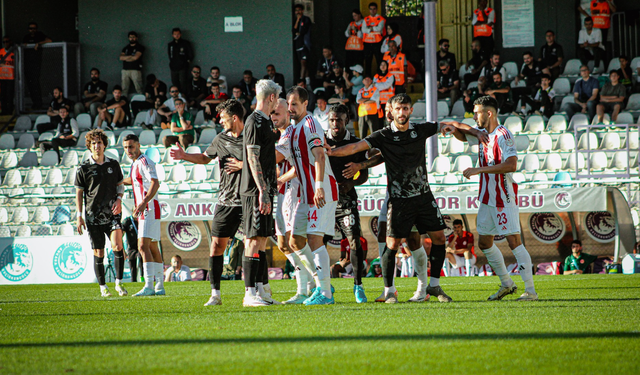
[40,150,59,166]
[155,164,166,182]
[626,94,640,111]
[104,131,116,146]
[18,151,38,168]
[0,134,15,150]
[133,112,146,127]
[38,132,54,142]
[430,155,451,174]
[194,110,206,125]
[510,79,526,88]
[615,112,634,125]
[175,182,192,198]
[16,225,31,237]
[458,63,471,78]
[626,131,639,149]
[530,134,553,152]
[552,172,572,188]
[36,224,53,236]
[157,129,173,146]
[437,101,450,118]
[515,135,530,152]
[157,182,170,195]
[23,168,43,186]
[27,187,45,204]
[198,128,217,146]
[11,207,29,224]
[564,153,585,170]
[521,154,540,172]
[504,116,523,133]
[116,130,135,146]
[0,226,10,237]
[568,113,589,131]
[512,172,526,184]
[461,118,475,126]
[610,151,630,170]
[523,115,545,133]
[16,134,35,149]
[412,102,427,118]
[0,207,7,223]
[442,174,459,192]
[76,113,92,131]
[554,133,576,151]
[63,168,77,185]
[547,114,568,132]
[32,206,51,224]
[8,187,25,204]
[195,182,214,198]
[599,132,621,150]
[130,94,146,103]
[43,168,64,185]
[208,161,221,182]
[530,173,549,189]
[552,78,571,96]
[450,100,465,117]
[540,153,562,171]
[34,115,50,128]
[58,223,75,236]
[185,145,201,154]
[467,81,478,89]
[503,61,518,81]
[452,155,473,173]
[587,60,605,73]
[591,113,610,125]
[14,115,33,131]
[589,152,608,170]
[443,137,465,154]
[606,58,620,72]
[139,130,156,146]
[77,131,89,145]
[167,164,187,182]
[105,148,119,161]
[121,151,133,166]
[162,147,179,164]
[1,151,18,169]
[80,149,91,163]
[2,169,22,187]
[577,132,598,150]
[145,147,161,164]
[187,164,207,182]
[561,59,581,81]
[60,151,78,167]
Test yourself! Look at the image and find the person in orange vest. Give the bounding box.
[356,76,381,137]
[362,2,386,77]
[0,36,16,115]
[472,0,495,54]
[383,40,407,94]
[344,9,364,74]
[374,60,395,110]
[590,0,616,57]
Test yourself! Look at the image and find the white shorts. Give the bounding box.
[451,254,477,269]
[275,193,291,236]
[476,204,520,237]
[139,214,161,241]
[306,201,337,237]
[289,200,309,237]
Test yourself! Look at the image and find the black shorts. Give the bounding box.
[600,102,623,113]
[87,215,122,250]
[387,192,447,239]
[335,201,362,244]
[211,205,243,238]
[296,47,309,61]
[242,195,275,238]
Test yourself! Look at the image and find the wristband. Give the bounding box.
[315,181,323,190]
[116,196,122,201]
[76,212,82,218]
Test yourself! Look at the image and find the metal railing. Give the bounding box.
[612,12,639,59]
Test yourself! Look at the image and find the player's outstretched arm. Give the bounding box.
[170,142,212,164]
[343,149,383,179]
[440,121,489,144]
[327,139,370,157]
[462,156,517,179]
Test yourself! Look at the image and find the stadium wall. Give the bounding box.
[77,0,293,94]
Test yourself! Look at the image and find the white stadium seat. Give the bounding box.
[198,128,217,146]
[547,115,568,132]
[521,154,540,172]
[14,116,32,131]
[139,130,157,146]
[32,206,51,224]
[540,153,562,171]
[2,169,22,187]
[523,116,545,133]
[452,155,473,173]
[599,132,621,150]
[43,168,64,185]
[554,133,576,152]
[430,155,451,174]
[167,164,187,182]
[564,153,585,171]
[40,151,59,166]
[17,134,35,149]
[0,134,15,150]
[552,78,571,96]
[589,152,609,170]
[187,164,207,182]
[577,133,598,150]
[23,168,43,186]
[504,116,523,133]
[11,207,29,224]
[530,134,553,152]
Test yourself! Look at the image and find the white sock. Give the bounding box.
[100,284,108,291]
[143,262,154,289]
[482,245,513,287]
[295,244,316,281]
[154,262,164,290]
[256,282,265,295]
[212,289,221,297]
[384,286,397,296]
[465,258,472,277]
[245,287,256,297]
[512,244,536,293]
[412,246,428,292]
[286,252,307,295]
[378,242,385,258]
[115,279,122,286]
[313,246,332,298]
[429,277,440,287]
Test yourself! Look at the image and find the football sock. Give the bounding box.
[378,242,385,259]
[381,246,397,288]
[114,250,124,281]
[210,255,223,291]
[429,244,446,287]
[242,255,260,290]
[412,246,428,291]
[259,251,269,285]
[313,246,332,298]
[94,256,106,286]
[143,262,154,289]
[512,244,536,293]
[384,286,397,296]
[100,284,108,291]
[285,252,307,295]
[129,256,138,282]
[482,244,513,287]
[465,258,472,277]
[351,238,363,286]
[154,262,164,290]
[295,244,316,281]
[255,251,266,293]
[212,289,221,297]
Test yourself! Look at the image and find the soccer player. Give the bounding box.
[328,93,453,303]
[122,134,163,296]
[282,86,339,305]
[325,104,369,303]
[443,95,538,301]
[240,79,282,307]
[170,99,249,306]
[75,129,126,297]
[445,219,476,277]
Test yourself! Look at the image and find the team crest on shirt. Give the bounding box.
[393,136,400,141]
[505,138,514,147]
[107,167,113,174]
[410,131,417,138]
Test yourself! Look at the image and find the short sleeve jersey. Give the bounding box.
[204,130,244,207]
[130,154,160,220]
[447,231,476,256]
[564,253,597,271]
[74,156,124,226]
[166,265,192,281]
[106,96,131,119]
[540,42,564,68]
[438,69,460,89]
[364,121,438,199]
[241,110,279,197]
[84,80,108,96]
[477,125,518,208]
[170,111,195,136]
[145,81,167,98]
[50,98,72,111]
[275,125,300,197]
[121,44,145,70]
[520,61,543,87]
[326,129,367,201]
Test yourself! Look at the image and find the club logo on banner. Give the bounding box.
[0,243,32,282]
[584,212,615,243]
[554,191,572,210]
[160,201,171,219]
[53,242,86,280]
[528,212,565,244]
[370,216,379,238]
[167,221,201,251]
[443,215,454,237]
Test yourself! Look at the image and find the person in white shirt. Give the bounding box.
[577,17,604,73]
[312,97,330,131]
[165,255,192,282]
[206,66,227,93]
[157,86,188,123]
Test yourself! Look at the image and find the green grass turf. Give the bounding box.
[1,274,639,374]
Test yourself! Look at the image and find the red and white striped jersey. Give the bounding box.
[477,125,518,208]
[287,115,338,205]
[276,126,300,197]
[131,154,160,219]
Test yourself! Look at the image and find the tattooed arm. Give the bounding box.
[247,145,271,214]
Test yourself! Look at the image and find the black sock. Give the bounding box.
[429,244,446,281]
[129,256,138,282]
[261,252,269,285]
[114,251,124,280]
[242,255,260,289]
[352,239,363,286]
[381,246,397,288]
[94,256,106,285]
[210,255,223,290]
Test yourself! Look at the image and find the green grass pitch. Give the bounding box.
[1,274,639,374]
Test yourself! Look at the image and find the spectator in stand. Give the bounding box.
[96,85,131,130]
[590,0,616,55]
[0,36,15,116]
[578,17,604,74]
[238,70,257,100]
[313,97,330,131]
[185,65,207,110]
[74,68,107,120]
[201,83,228,123]
[381,22,402,54]
[485,72,514,114]
[383,40,407,94]
[167,28,193,92]
[578,0,592,29]
[22,22,51,110]
[165,255,192,282]
[560,65,599,121]
[293,3,312,86]
[596,70,625,124]
[472,0,495,55]
[480,52,507,85]
[119,31,144,97]
[437,60,460,104]
[206,66,228,93]
[463,38,489,87]
[344,9,364,72]
[463,76,487,116]
[158,86,187,125]
[264,64,286,97]
[538,30,564,81]
[163,98,194,148]
[37,87,72,134]
[328,83,350,107]
[374,60,395,111]
[445,219,476,277]
[520,74,556,118]
[617,55,633,93]
[141,95,164,130]
[512,51,546,114]
[437,38,456,71]
[362,2,386,77]
[563,240,598,275]
[316,46,339,86]
[356,76,381,137]
[231,84,251,115]
[367,258,382,277]
[323,63,346,93]
[345,64,364,101]
[39,106,78,161]
[296,79,316,112]
[131,74,167,116]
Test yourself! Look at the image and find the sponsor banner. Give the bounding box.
[584,212,616,243]
[0,236,97,285]
[125,187,606,220]
[528,212,566,244]
[167,221,202,251]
